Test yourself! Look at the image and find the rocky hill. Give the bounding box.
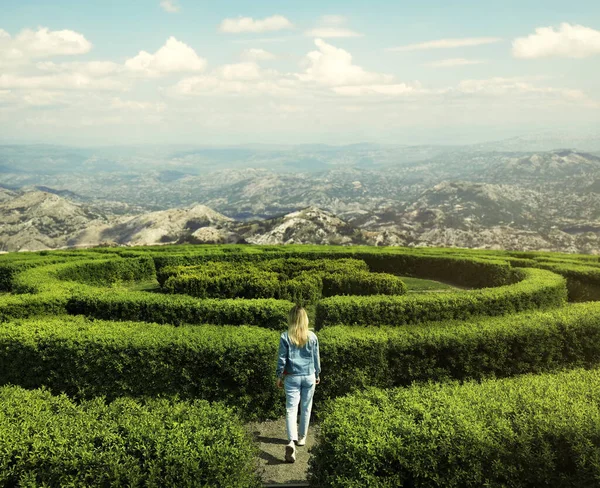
[0,191,109,251]
[2,141,600,254]
[236,206,370,246]
[70,204,235,248]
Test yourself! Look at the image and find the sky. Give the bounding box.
[0,0,599,146]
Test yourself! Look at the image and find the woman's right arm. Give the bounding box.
[314,335,321,383]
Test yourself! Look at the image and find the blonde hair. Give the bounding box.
[288,305,309,347]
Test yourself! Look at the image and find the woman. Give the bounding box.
[276,304,321,464]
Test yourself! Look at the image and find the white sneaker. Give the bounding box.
[296,436,306,446]
[285,442,296,463]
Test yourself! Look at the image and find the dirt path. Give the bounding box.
[246,416,319,486]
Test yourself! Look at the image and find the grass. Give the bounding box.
[126,280,162,292]
[125,277,462,295]
[399,275,465,292]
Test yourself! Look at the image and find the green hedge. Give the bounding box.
[4,303,600,420]
[4,257,292,329]
[0,292,70,322]
[11,256,155,295]
[532,261,600,302]
[153,249,515,290]
[0,316,281,420]
[0,386,260,487]
[309,367,600,488]
[315,267,567,328]
[67,289,292,329]
[0,257,74,291]
[161,258,405,304]
[55,255,156,286]
[315,301,600,403]
[321,271,407,296]
[0,288,292,333]
[357,253,515,288]
[256,257,369,277]
[162,264,285,299]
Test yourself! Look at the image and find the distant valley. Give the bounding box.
[1,136,600,253]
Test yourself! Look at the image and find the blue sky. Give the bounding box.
[1,0,599,146]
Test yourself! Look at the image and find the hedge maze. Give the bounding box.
[1,244,600,486]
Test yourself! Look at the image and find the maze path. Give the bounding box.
[0,244,598,486]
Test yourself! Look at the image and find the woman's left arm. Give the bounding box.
[275,334,288,380]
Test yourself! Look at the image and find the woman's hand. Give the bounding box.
[276,378,284,389]
[315,377,320,385]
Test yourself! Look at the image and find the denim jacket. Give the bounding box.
[276,330,321,380]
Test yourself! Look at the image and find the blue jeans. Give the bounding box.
[284,374,316,441]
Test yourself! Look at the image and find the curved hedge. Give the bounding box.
[67,289,292,328]
[10,256,154,295]
[153,248,516,290]
[530,261,600,302]
[2,258,292,329]
[315,267,567,328]
[309,366,600,488]
[2,244,600,485]
[160,258,406,304]
[3,303,600,420]
[0,385,260,487]
[315,301,600,403]
[0,316,281,420]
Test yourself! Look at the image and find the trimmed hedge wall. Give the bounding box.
[0,293,70,322]
[357,253,515,288]
[532,261,600,302]
[3,258,292,328]
[0,386,260,487]
[315,301,600,403]
[55,255,156,286]
[66,289,292,329]
[0,316,281,420]
[321,271,407,297]
[160,258,406,304]
[3,303,600,420]
[11,256,154,294]
[153,249,516,290]
[309,366,600,488]
[0,259,64,292]
[315,267,567,328]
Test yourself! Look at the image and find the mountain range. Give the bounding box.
[1,136,600,253]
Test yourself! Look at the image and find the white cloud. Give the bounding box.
[388,37,502,51]
[170,75,295,96]
[36,60,120,77]
[231,36,296,44]
[110,97,166,111]
[320,15,347,26]
[168,62,297,97]
[241,48,276,61]
[125,36,206,76]
[215,62,264,81]
[512,23,600,59]
[299,38,392,86]
[0,27,92,64]
[425,58,485,67]
[22,90,64,106]
[160,0,180,13]
[305,15,363,38]
[219,15,293,34]
[333,83,425,96]
[0,72,127,91]
[305,28,363,38]
[455,77,589,103]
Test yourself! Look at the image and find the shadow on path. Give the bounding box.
[246,417,319,485]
